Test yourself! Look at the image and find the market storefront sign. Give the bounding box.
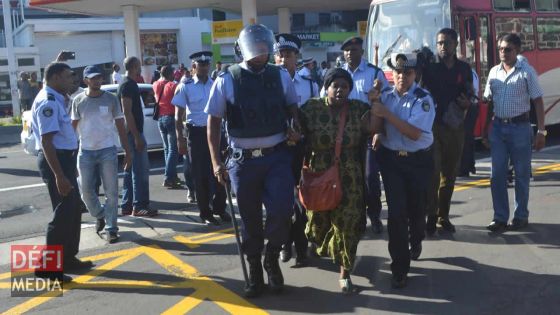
[295,33,320,42]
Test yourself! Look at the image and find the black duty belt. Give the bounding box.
[38,149,77,156]
[381,145,432,158]
[230,141,286,161]
[494,112,530,124]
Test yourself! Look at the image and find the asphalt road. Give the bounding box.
[0,133,559,314]
[0,147,178,242]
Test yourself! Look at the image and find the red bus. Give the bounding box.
[366,0,560,137]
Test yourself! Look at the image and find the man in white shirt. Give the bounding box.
[112,64,123,85]
[72,65,131,243]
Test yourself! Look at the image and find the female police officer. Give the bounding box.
[370,52,435,289]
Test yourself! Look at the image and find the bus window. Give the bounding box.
[366,0,451,71]
[537,17,560,49]
[535,0,560,11]
[479,16,492,92]
[494,17,535,51]
[493,0,531,11]
[463,17,477,66]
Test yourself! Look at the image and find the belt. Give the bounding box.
[186,124,207,129]
[38,149,77,157]
[381,145,431,158]
[494,112,529,124]
[231,141,286,161]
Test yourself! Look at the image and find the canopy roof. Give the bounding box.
[30,0,371,16]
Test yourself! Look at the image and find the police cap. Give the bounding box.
[387,52,418,70]
[340,36,363,50]
[189,51,213,64]
[274,33,301,53]
[302,57,314,65]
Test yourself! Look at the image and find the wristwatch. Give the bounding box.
[537,129,547,137]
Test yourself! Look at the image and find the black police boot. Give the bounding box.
[263,247,284,293]
[244,256,265,298]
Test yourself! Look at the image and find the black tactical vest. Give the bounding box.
[226,64,288,138]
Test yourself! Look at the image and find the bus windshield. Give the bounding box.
[367,0,451,70]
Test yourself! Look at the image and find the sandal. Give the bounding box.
[339,278,353,294]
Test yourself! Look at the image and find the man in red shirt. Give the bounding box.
[173,63,185,82]
[153,66,181,188]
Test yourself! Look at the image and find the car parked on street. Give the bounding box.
[21,83,162,155]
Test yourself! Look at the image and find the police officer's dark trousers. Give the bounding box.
[378,146,433,277]
[227,145,294,257]
[187,124,226,218]
[286,140,308,258]
[37,149,82,260]
[365,141,382,223]
[460,104,479,175]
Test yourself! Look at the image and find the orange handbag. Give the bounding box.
[298,104,348,211]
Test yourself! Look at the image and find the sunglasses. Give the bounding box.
[499,47,514,53]
[436,40,454,46]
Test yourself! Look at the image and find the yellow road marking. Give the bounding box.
[454,163,560,192]
[1,244,266,315]
[174,228,234,249]
[2,248,142,315]
[3,162,558,314]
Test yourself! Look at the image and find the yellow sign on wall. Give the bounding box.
[358,21,368,39]
[212,20,244,44]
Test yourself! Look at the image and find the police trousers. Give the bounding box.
[285,140,308,257]
[365,142,382,222]
[378,146,433,277]
[187,125,226,218]
[227,145,295,257]
[37,150,82,260]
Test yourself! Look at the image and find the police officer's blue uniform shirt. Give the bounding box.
[297,67,312,79]
[292,71,319,107]
[205,62,298,149]
[172,74,213,126]
[344,59,389,103]
[380,82,435,152]
[321,59,389,103]
[31,86,78,150]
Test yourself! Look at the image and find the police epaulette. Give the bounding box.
[185,78,194,84]
[381,86,392,93]
[367,63,380,69]
[413,87,428,98]
[47,93,55,101]
[300,75,313,81]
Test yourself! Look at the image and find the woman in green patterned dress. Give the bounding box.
[300,68,382,293]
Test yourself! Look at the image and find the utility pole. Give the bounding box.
[2,0,21,116]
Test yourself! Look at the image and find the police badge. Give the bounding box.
[42,107,54,117]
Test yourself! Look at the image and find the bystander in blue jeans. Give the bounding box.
[121,133,150,211]
[158,115,178,183]
[489,120,533,223]
[78,146,119,232]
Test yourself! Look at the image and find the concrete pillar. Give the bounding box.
[278,8,291,34]
[111,31,126,67]
[241,0,257,26]
[122,5,141,59]
[3,0,20,115]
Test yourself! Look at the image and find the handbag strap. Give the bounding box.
[156,80,167,105]
[334,103,349,162]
